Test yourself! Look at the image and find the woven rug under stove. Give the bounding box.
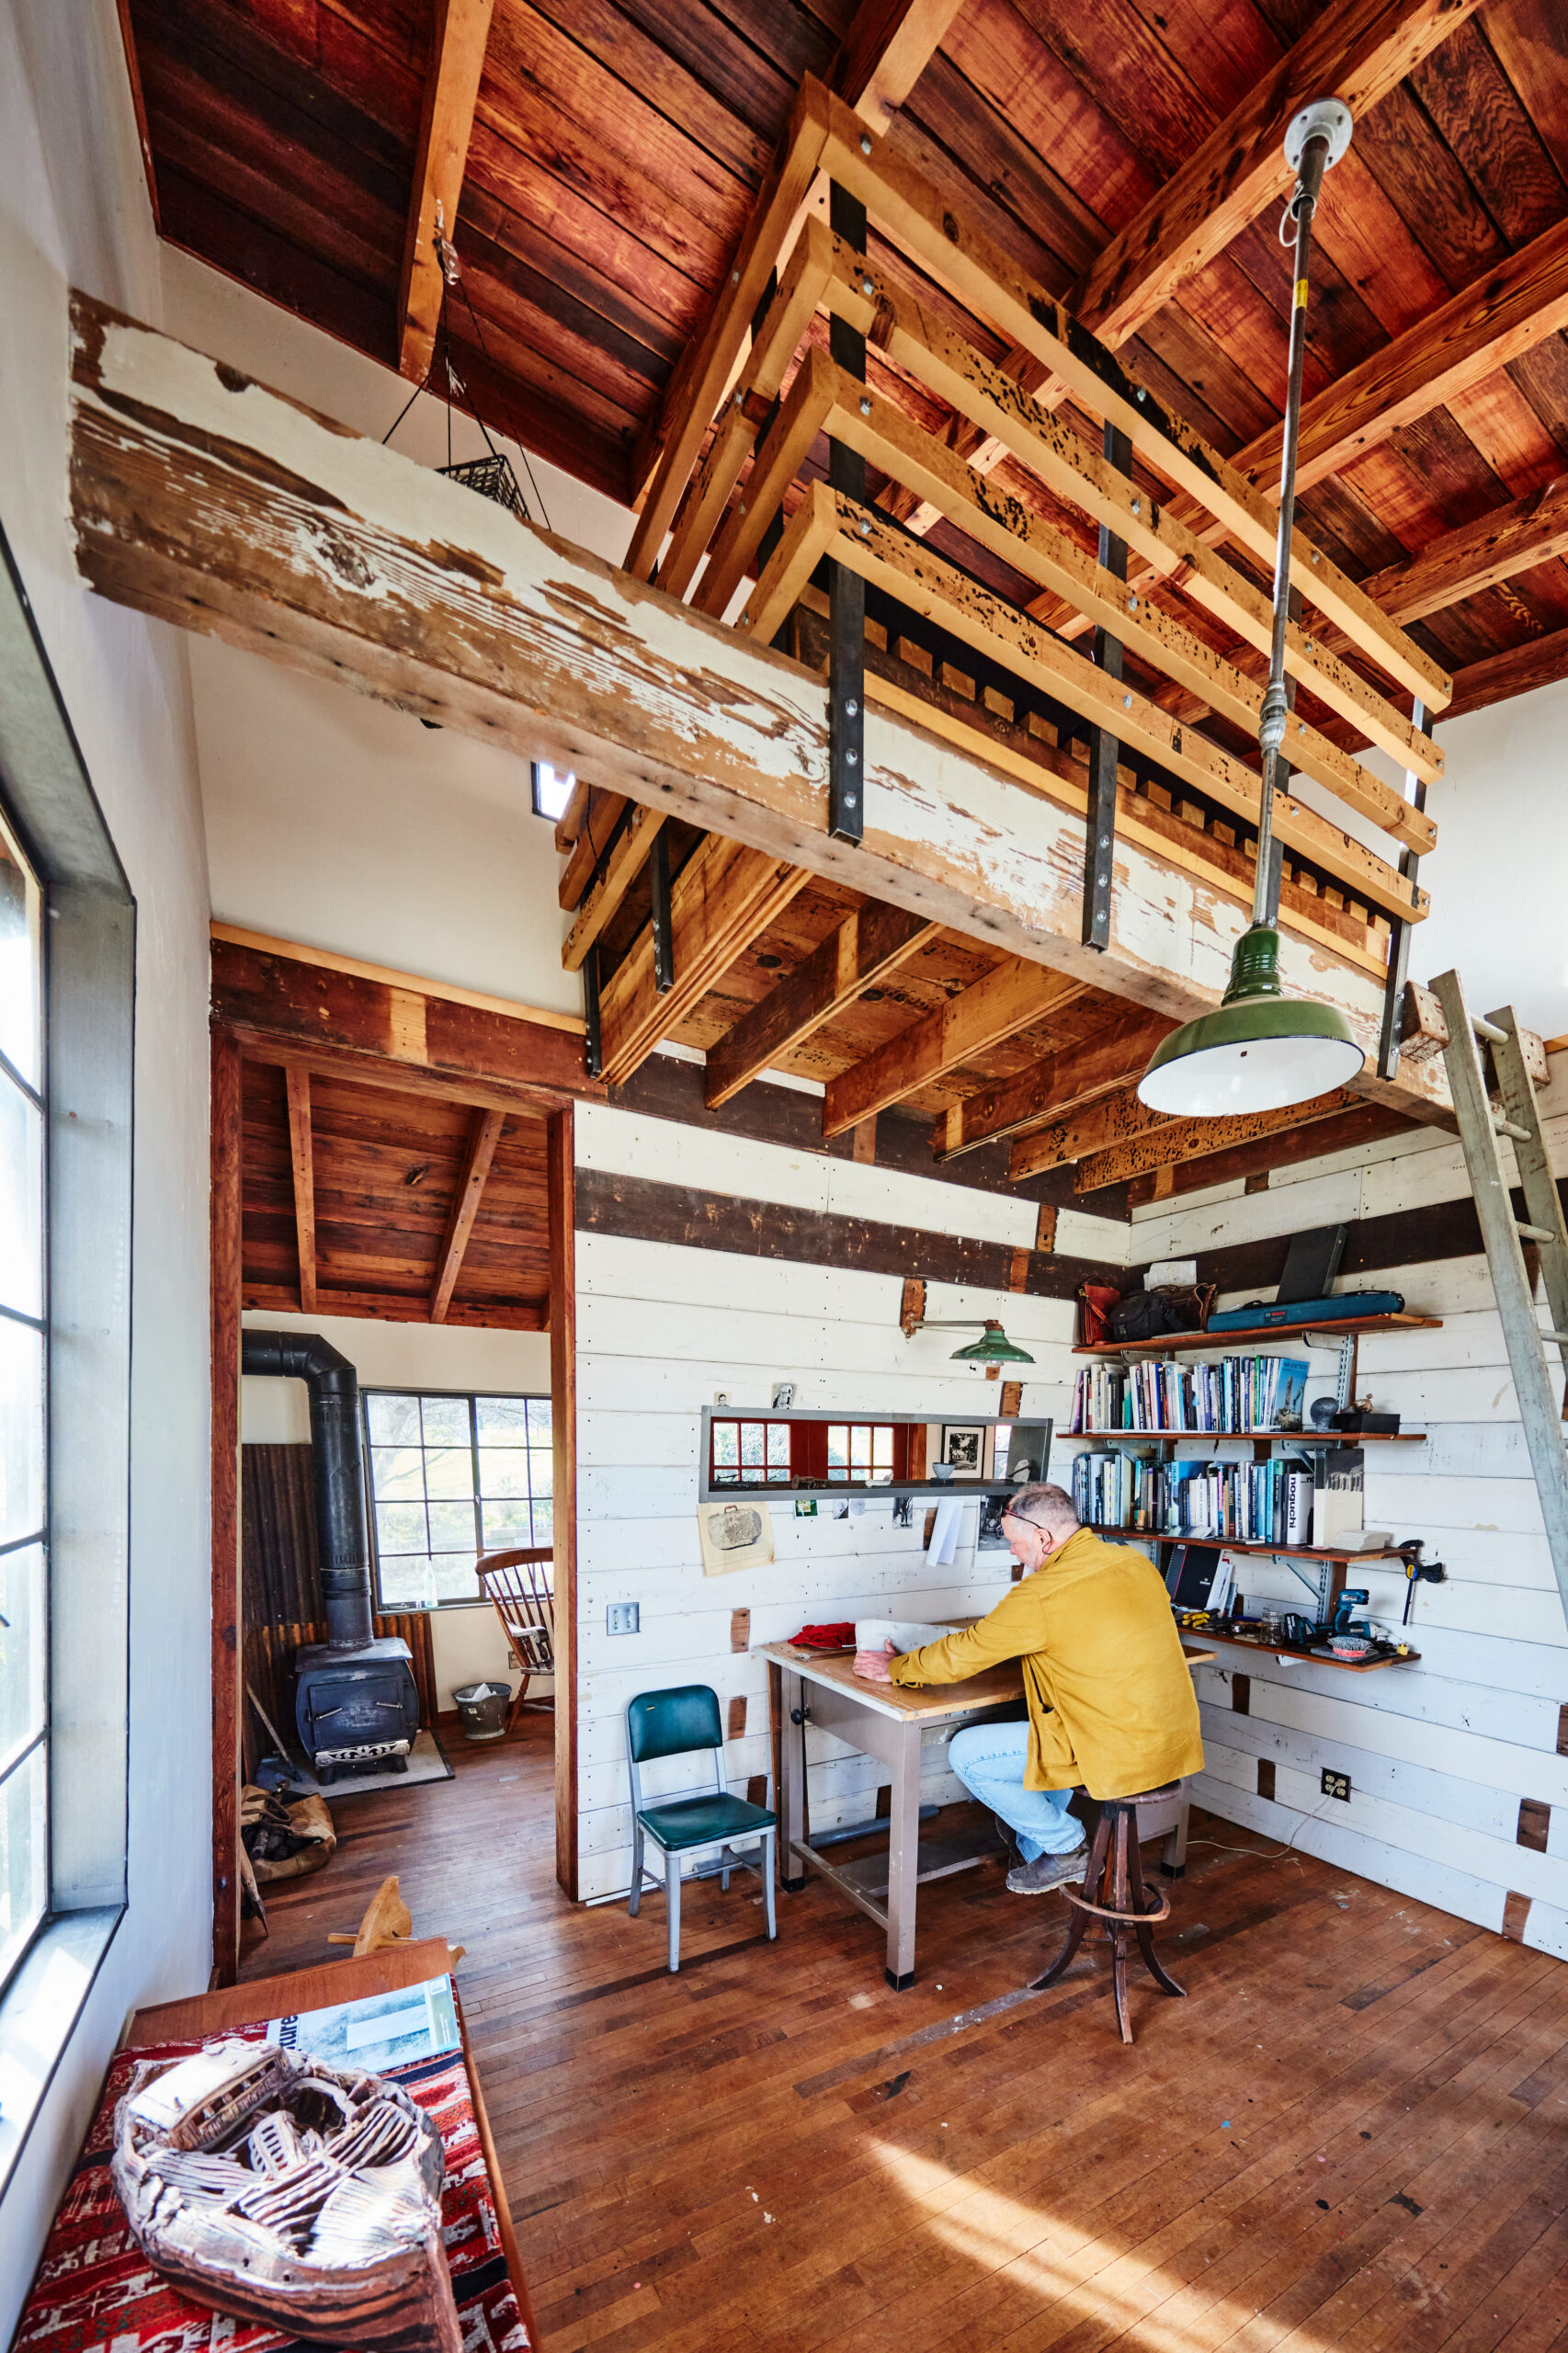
[12,2015,529,2352]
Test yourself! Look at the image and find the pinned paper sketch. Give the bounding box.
[698,1499,775,1576]
[926,1497,962,1566]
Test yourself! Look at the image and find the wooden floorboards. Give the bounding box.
[241,1724,1568,2353]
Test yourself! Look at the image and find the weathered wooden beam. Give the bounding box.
[70,295,1451,1123]
[430,1106,506,1322]
[1399,977,1547,1085]
[822,958,1086,1139]
[704,900,939,1108]
[244,1279,545,1330]
[696,347,837,620]
[1360,474,1568,629]
[1243,216,1568,500]
[284,1065,318,1314]
[398,0,495,384]
[1008,1086,1173,1180]
[933,1004,1176,1160]
[558,789,631,912]
[598,835,808,1086]
[833,0,962,135]
[1074,1088,1366,1191]
[812,487,1427,919]
[1068,0,1483,351]
[210,938,598,1109]
[1443,623,1568,724]
[822,244,1448,745]
[562,801,667,972]
[1122,1102,1413,1208]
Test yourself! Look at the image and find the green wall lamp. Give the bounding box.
[1137,99,1366,1121]
[905,1314,1036,1367]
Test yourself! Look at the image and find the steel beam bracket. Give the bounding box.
[1376,697,1429,1080]
[1081,422,1131,947]
[827,180,867,846]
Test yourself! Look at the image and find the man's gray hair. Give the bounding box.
[1008,1482,1081,1536]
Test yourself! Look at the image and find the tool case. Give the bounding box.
[1206,1289,1405,1334]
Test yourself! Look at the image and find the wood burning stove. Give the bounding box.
[242,1331,420,1781]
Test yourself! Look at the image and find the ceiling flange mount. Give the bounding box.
[1284,96,1354,174]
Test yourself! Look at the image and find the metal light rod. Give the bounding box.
[1252,97,1354,928]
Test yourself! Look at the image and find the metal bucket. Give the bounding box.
[452,1680,511,1741]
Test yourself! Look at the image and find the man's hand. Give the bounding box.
[853,1637,899,1683]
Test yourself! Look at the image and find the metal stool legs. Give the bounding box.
[1030,1794,1185,2043]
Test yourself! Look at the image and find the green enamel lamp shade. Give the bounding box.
[949,1321,1035,1365]
[1137,924,1364,1118]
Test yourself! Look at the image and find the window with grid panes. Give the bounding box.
[825,1423,897,1483]
[364,1392,553,1608]
[0,810,47,1994]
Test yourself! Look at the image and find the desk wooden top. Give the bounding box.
[761,1641,1217,1723]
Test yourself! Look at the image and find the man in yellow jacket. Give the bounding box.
[855,1482,1204,1894]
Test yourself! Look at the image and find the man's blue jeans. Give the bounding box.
[949,1722,1081,1862]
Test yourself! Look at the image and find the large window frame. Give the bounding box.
[0,526,135,2201]
[363,1387,554,1611]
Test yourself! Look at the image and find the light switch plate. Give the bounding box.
[607,1602,640,1636]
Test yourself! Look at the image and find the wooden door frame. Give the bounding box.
[208,935,597,1972]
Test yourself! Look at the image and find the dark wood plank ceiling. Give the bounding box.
[122,0,1568,688]
[240,1060,551,1324]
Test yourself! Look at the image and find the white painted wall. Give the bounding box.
[572,1102,1084,1903]
[0,0,212,2328]
[1109,1073,1568,1966]
[239,1309,551,1711]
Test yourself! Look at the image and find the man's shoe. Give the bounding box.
[993,1813,1025,1865]
[1006,1842,1087,1896]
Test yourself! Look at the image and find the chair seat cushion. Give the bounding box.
[636,1792,777,1851]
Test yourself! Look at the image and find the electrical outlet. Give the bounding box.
[607,1602,640,1636]
[1321,1768,1352,1802]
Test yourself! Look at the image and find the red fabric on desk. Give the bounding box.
[12,2022,530,2353]
[790,1622,857,1650]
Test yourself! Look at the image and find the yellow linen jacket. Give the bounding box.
[888,1525,1204,1799]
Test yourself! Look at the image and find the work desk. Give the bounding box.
[762,1642,1213,1988]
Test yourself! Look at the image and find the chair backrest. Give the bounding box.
[477,1549,554,1671]
[627,1684,723,1763]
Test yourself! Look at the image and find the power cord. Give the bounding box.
[1188,1788,1338,1866]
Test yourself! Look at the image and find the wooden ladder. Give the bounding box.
[1432,968,1568,1623]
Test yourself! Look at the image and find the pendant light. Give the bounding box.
[1138,99,1364,1120]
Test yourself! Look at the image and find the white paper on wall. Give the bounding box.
[926,1497,961,1566]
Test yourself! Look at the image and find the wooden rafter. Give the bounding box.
[822,959,1087,1139]
[932,1006,1176,1161]
[397,0,495,384]
[1243,215,1568,500]
[704,901,939,1108]
[1067,0,1484,352]
[1363,476,1568,630]
[1123,1103,1414,1209]
[598,835,808,1086]
[1444,625,1568,724]
[284,1064,317,1313]
[558,789,630,913]
[70,296,1453,1124]
[832,0,962,136]
[430,1106,506,1322]
[1072,1088,1367,1192]
[562,801,667,972]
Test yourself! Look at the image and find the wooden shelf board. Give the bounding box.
[1195,1629,1421,1673]
[1075,1313,1441,1356]
[1071,1429,1426,1442]
[1091,1525,1409,1562]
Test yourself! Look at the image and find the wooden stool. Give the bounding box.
[1029,1785,1186,2043]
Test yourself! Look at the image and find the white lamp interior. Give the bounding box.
[1136,1029,1365,1118]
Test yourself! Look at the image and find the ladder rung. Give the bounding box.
[1474,1016,1506,1045]
[1517,1222,1556,1243]
[1543,1331,1568,1345]
[1493,1118,1530,1142]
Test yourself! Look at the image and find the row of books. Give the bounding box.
[1071,1354,1309,1435]
[1070,1447,1364,1546]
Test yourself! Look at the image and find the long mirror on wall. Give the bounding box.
[698,1408,1053,1504]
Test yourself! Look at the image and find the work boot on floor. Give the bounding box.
[1006,1841,1087,1896]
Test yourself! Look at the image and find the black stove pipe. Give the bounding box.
[242,1329,374,1651]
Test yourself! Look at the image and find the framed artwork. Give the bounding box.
[939,1424,986,1479]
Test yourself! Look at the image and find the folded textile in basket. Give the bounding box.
[790,1622,858,1650]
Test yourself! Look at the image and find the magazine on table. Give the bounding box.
[265,1972,460,2075]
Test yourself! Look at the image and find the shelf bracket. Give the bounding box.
[1305,1330,1358,1413]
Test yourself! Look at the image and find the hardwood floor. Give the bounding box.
[241,1725,1568,2353]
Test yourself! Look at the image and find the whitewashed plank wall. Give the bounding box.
[571,1101,1097,1903]
[1119,1067,1568,1966]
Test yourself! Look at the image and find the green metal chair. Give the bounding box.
[626,1685,778,1972]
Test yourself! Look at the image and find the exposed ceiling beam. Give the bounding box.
[398,0,495,385]
[1068,0,1483,351]
[1360,474,1568,628]
[1241,215,1568,500]
[822,960,1087,1140]
[1008,1086,1175,1181]
[558,789,631,913]
[932,1005,1176,1161]
[598,835,809,1086]
[1442,623,1568,724]
[833,0,963,136]
[284,1065,317,1314]
[1122,1102,1413,1208]
[71,295,1452,1127]
[1074,1088,1366,1192]
[562,801,667,973]
[704,901,940,1109]
[245,1279,544,1332]
[430,1106,506,1322]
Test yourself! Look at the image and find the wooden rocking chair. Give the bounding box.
[476,1548,556,1733]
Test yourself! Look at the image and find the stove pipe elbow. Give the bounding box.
[241,1330,374,1650]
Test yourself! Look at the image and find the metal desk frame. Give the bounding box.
[764,1645,1201,1988]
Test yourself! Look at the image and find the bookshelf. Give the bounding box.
[1070,1429,1425,1444]
[1089,1526,1408,1563]
[1074,1312,1441,1358]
